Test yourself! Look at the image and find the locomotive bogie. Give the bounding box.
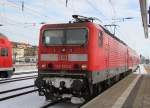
[35,72,89,100]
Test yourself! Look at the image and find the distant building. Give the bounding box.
[140,54,150,64]
[145,59,150,64]
[11,42,38,63]
[24,45,38,57]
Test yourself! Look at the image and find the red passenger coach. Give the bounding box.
[128,48,140,70]
[35,15,140,101]
[0,33,14,78]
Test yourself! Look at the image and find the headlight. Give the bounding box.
[81,64,87,70]
[41,64,46,68]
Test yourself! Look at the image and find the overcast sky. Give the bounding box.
[0,0,150,57]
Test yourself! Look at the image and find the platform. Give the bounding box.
[82,64,150,108]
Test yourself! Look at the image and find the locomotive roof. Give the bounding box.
[71,15,127,46]
[99,25,127,46]
[42,21,127,46]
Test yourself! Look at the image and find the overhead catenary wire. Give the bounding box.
[1,0,111,25]
[108,0,117,19]
[3,0,76,25]
[86,0,109,21]
[1,0,52,19]
[0,1,7,25]
[0,14,43,27]
[0,26,38,45]
[0,1,40,23]
[0,1,47,27]
[2,2,6,23]
[59,0,77,14]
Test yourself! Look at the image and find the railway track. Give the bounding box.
[0,75,37,84]
[0,85,35,94]
[0,89,38,101]
[0,74,132,108]
[40,74,132,108]
[0,85,38,101]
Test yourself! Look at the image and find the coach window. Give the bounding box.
[1,48,8,56]
[98,31,103,47]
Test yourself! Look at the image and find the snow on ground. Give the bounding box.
[134,64,147,75]
[14,65,37,73]
[12,73,37,78]
[0,92,46,108]
[0,87,35,99]
[15,69,37,73]
[0,92,78,108]
[12,65,37,78]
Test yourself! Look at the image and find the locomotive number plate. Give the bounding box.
[59,54,68,61]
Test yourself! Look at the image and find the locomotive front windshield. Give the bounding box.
[43,28,87,45]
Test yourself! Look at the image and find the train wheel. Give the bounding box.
[97,84,102,94]
[111,76,117,84]
[83,88,91,101]
[93,83,102,97]
[107,79,112,87]
[119,73,125,79]
[115,75,120,82]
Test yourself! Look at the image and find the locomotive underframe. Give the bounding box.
[35,70,92,100]
[35,66,135,101]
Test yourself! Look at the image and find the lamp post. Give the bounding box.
[122,17,134,21]
[112,17,134,23]
[105,17,134,35]
[112,17,134,34]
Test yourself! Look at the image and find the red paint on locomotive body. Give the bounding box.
[0,33,14,78]
[36,16,140,100]
[38,22,139,72]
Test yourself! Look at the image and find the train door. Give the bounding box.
[1,47,9,68]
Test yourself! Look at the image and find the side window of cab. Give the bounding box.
[98,31,103,47]
[1,48,8,56]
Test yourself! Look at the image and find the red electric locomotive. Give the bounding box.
[35,15,139,101]
[0,33,14,78]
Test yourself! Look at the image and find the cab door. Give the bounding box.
[1,47,9,68]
